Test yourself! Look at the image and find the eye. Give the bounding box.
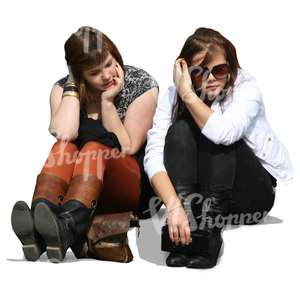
[105,60,113,68]
[88,69,101,76]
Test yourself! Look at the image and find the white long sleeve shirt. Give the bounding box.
[144,69,294,184]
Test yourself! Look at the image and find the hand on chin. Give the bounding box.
[101,79,122,102]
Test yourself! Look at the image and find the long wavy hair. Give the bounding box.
[171,27,241,122]
[64,26,124,109]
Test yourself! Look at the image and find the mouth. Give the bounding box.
[206,85,219,89]
[102,80,114,89]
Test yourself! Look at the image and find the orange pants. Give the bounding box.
[34,140,141,213]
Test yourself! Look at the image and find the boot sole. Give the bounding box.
[34,203,66,263]
[11,201,44,261]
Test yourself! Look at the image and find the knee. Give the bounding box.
[228,190,275,225]
[171,119,192,134]
[165,119,197,147]
[80,141,110,152]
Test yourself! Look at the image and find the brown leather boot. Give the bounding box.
[31,173,69,208]
[34,174,103,263]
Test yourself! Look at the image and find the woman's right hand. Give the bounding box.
[167,204,192,246]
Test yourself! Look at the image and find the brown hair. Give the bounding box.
[64,26,124,108]
[172,27,241,122]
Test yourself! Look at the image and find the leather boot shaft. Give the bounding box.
[32,173,68,206]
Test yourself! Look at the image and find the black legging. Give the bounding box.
[163,117,276,225]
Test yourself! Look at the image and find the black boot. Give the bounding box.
[34,200,93,263]
[162,183,202,267]
[11,201,46,261]
[186,190,231,269]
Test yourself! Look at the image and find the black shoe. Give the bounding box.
[34,200,92,263]
[11,201,46,261]
[166,252,188,267]
[186,237,223,269]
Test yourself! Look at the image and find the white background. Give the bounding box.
[1,0,299,285]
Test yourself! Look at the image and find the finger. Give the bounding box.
[181,61,191,82]
[115,65,125,88]
[184,225,191,245]
[179,225,186,245]
[172,226,179,245]
[181,60,189,73]
[176,58,187,68]
[115,63,123,79]
[174,61,182,78]
[176,58,183,65]
[114,77,124,91]
[114,64,120,78]
[168,225,174,242]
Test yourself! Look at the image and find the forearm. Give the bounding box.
[101,99,131,153]
[49,96,80,140]
[150,171,181,210]
[182,91,213,129]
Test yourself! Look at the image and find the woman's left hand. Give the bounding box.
[173,58,194,102]
[101,63,124,102]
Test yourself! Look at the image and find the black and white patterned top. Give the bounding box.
[54,65,159,122]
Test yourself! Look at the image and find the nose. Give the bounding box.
[101,70,111,82]
[207,72,216,83]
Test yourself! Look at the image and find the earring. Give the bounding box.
[227,73,231,82]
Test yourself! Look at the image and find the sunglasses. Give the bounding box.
[189,63,229,88]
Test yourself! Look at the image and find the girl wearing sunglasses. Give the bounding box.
[144,27,294,268]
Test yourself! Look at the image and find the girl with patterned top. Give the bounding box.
[11,26,161,263]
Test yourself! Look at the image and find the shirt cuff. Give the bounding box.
[201,111,222,144]
[144,158,167,185]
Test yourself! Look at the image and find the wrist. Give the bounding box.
[166,196,182,212]
[63,80,80,100]
[167,204,183,214]
[62,93,80,102]
[62,91,80,101]
[181,89,197,104]
[101,97,114,105]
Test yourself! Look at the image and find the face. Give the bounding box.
[190,50,228,99]
[83,53,122,92]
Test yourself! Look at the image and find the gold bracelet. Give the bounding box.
[62,91,80,100]
[64,81,77,87]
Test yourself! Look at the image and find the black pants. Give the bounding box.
[164,118,276,225]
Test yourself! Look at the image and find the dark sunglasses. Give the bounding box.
[189,63,229,87]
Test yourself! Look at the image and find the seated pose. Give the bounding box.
[11,26,162,263]
[144,27,294,269]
